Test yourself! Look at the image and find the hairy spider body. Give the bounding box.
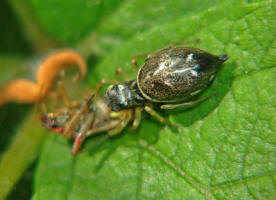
[104,46,228,111]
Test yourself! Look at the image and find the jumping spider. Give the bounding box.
[40,46,228,155]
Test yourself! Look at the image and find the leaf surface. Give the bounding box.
[33,1,276,200]
[30,0,123,44]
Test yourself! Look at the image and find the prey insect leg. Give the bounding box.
[57,81,71,107]
[72,111,95,155]
[63,95,94,138]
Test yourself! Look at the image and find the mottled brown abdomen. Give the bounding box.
[137,47,227,103]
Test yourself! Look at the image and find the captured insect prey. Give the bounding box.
[40,46,228,155]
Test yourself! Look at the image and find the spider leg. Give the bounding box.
[95,79,119,95]
[129,108,142,130]
[144,104,178,128]
[115,67,130,81]
[160,93,216,110]
[107,110,132,136]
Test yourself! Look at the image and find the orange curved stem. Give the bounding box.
[0,50,86,106]
[0,80,40,106]
[36,50,86,100]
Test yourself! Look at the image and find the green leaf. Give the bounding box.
[30,0,123,45]
[93,0,228,54]
[0,113,48,199]
[33,1,276,200]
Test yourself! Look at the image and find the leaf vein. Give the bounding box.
[139,139,216,200]
[136,149,144,200]
[211,170,276,189]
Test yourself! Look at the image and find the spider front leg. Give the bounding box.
[129,108,142,130]
[96,64,134,95]
[115,67,130,81]
[96,79,119,95]
[107,110,132,136]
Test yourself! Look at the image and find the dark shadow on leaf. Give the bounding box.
[0,0,33,55]
[93,146,118,174]
[0,103,31,154]
[83,133,126,173]
[7,159,36,200]
[83,53,100,84]
[135,115,162,145]
[80,114,163,172]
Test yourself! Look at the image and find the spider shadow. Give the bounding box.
[81,126,141,173]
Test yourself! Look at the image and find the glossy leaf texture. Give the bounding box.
[32,0,276,200]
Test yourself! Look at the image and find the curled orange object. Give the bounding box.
[0,50,86,106]
[0,80,41,105]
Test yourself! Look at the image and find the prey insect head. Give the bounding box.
[40,113,65,134]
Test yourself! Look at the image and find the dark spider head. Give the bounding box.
[104,80,146,111]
